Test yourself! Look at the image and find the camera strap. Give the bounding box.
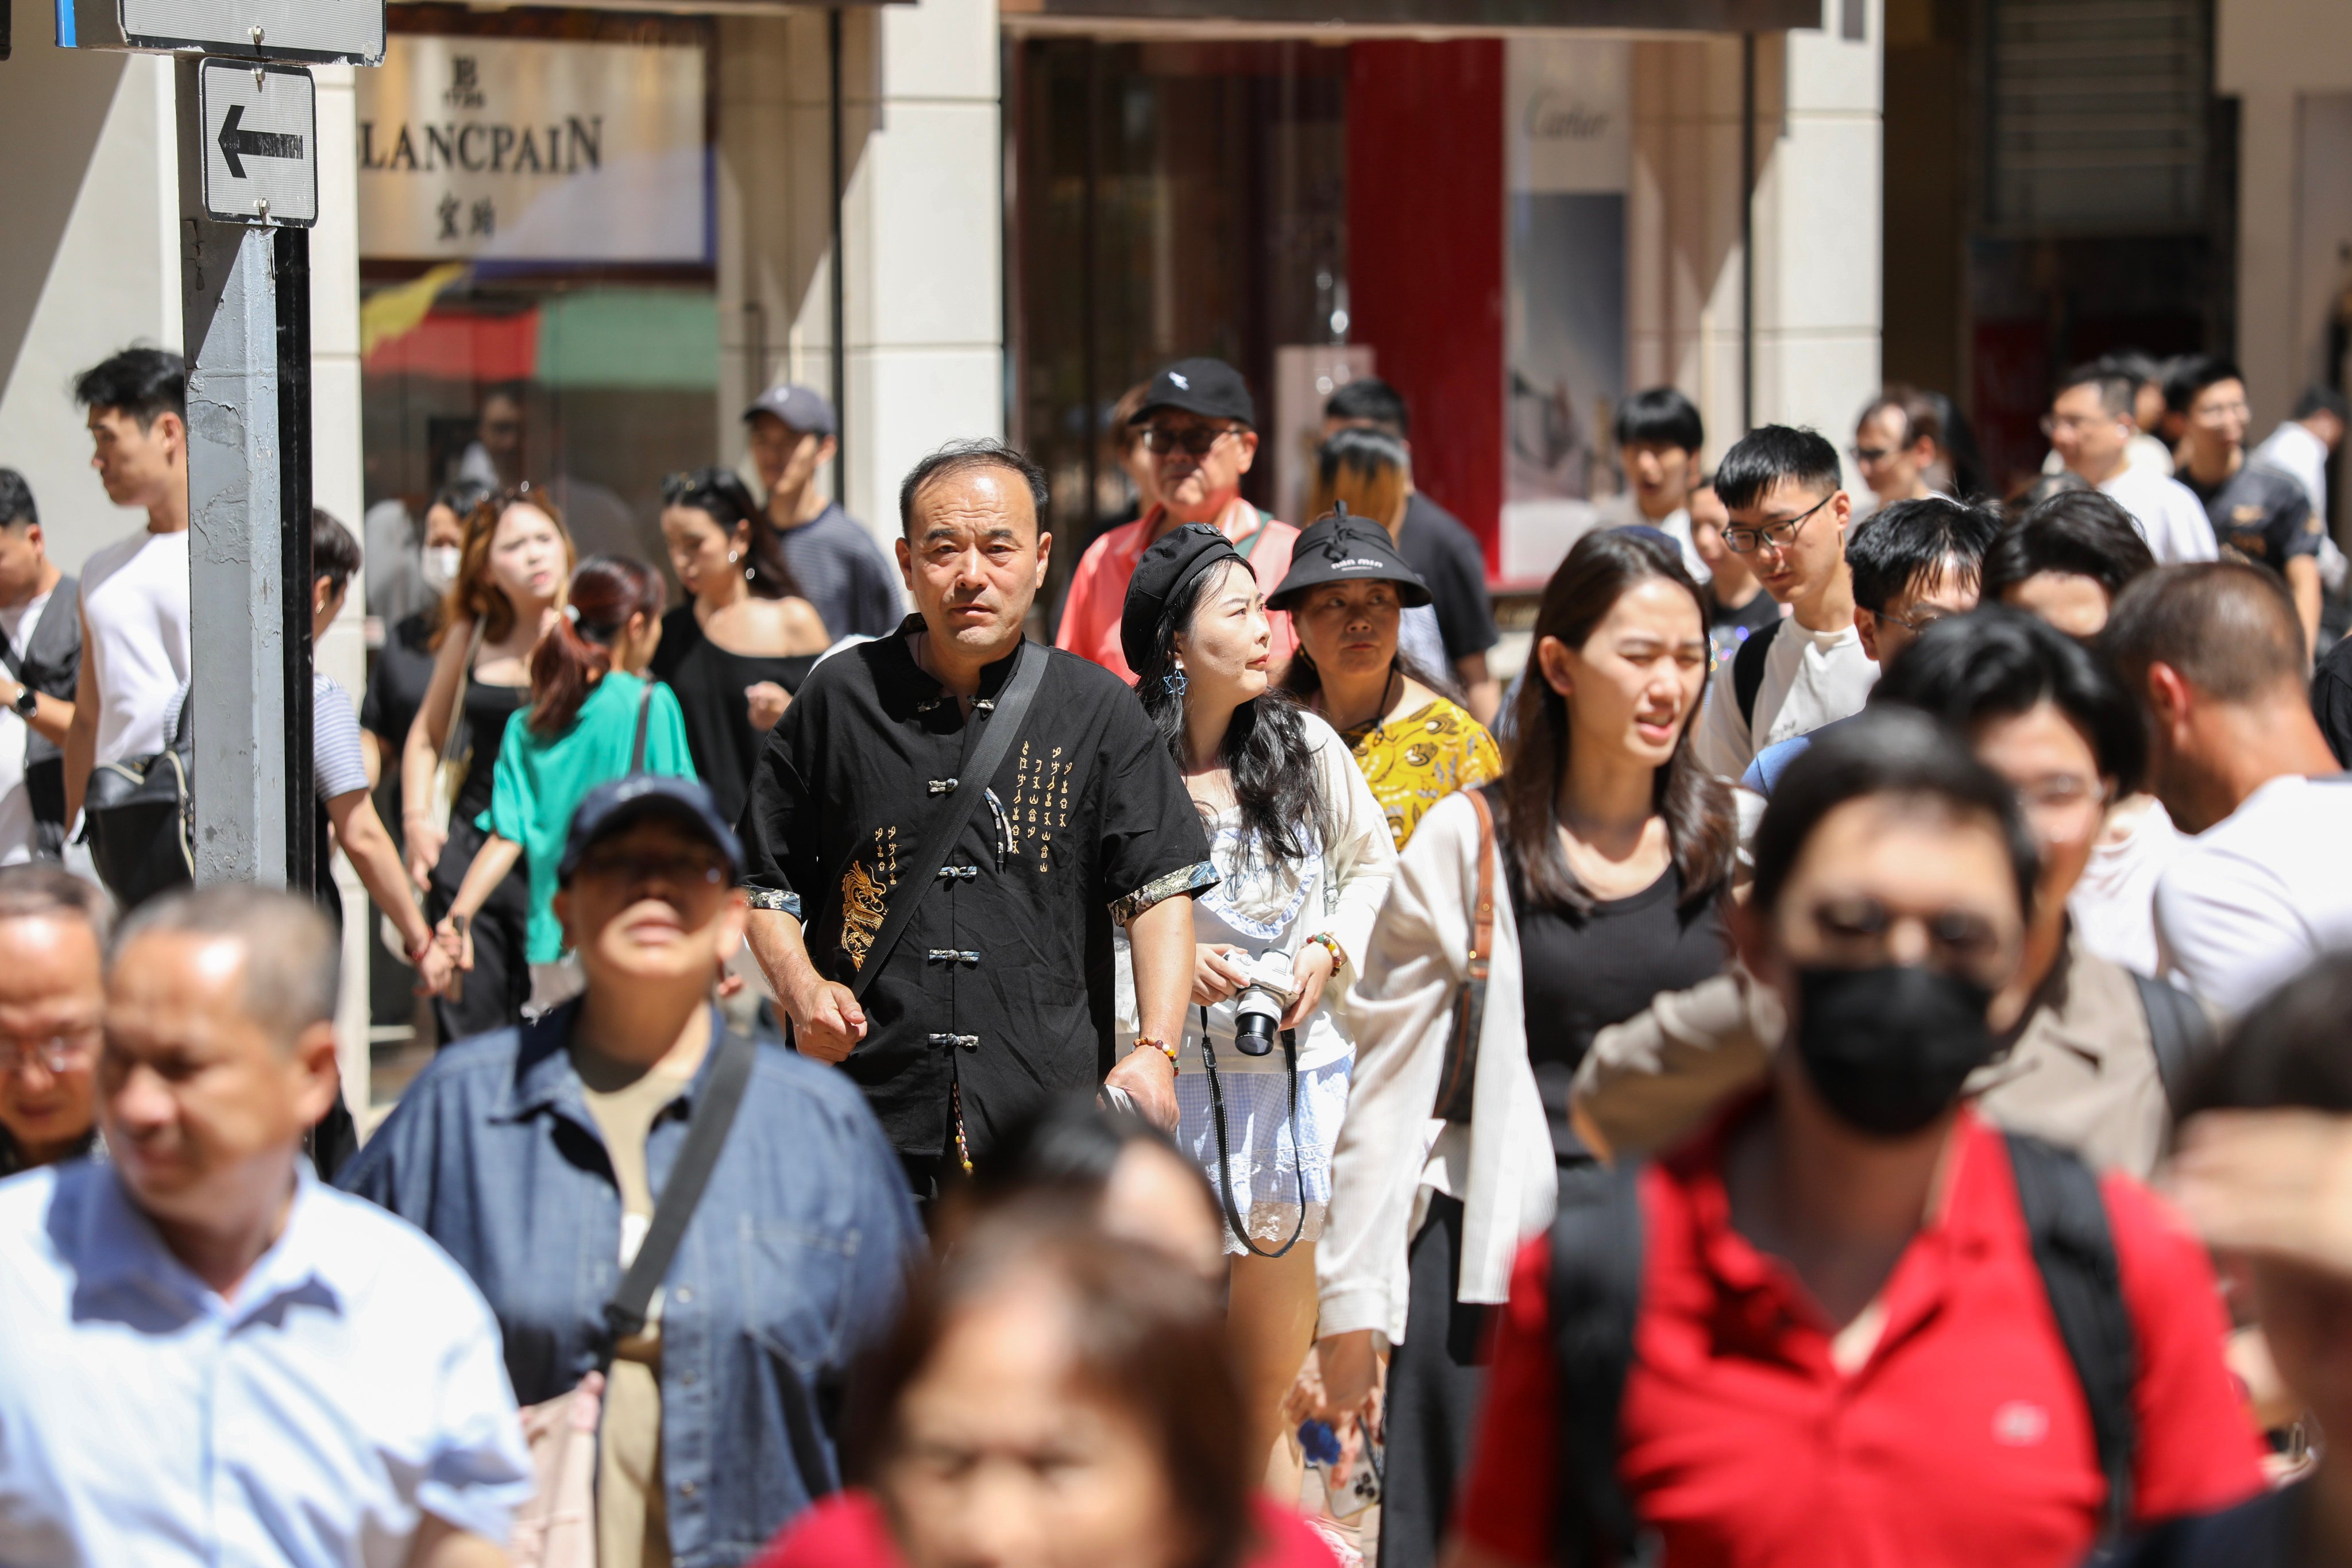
[1196,1003,1307,1259]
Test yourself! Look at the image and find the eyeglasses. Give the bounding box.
[575,848,730,892]
[1,1027,100,1076]
[1720,492,1835,556]
[1805,895,2007,979]
[2191,400,2251,427]
[1873,605,1959,635]
[1140,424,1240,458]
[2040,411,2119,437]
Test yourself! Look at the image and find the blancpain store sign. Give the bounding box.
[357,34,708,265]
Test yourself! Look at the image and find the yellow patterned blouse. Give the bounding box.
[1338,697,1504,851]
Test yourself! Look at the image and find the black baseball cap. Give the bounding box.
[1131,358,1257,429]
[559,774,745,886]
[1120,523,1249,676]
[1269,508,1432,612]
[742,383,837,438]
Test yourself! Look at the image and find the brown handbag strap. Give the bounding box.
[441,620,486,766]
[1466,787,1496,971]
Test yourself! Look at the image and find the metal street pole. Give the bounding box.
[173,56,301,887]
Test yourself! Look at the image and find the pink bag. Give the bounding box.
[509,1370,604,1568]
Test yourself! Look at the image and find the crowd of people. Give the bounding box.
[5,338,2352,1568]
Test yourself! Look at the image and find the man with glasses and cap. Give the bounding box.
[740,439,1212,1201]
[1056,357,1301,683]
[743,383,903,640]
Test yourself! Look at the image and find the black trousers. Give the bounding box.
[1380,1193,1492,1568]
[426,816,531,1044]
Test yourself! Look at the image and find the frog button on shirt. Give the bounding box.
[1456,1110,2265,1568]
[0,1160,531,1568]
[739,623,1214,1168]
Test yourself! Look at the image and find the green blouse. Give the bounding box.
[480,671,697,963]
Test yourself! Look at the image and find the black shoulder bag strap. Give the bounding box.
[1548,1157,1650,1568]
[601,1020,757,1347]
[628,679,656,773]
[2006,1131,2138,1548]
[1733,617,1782,731]
[2129,971,2216,1111]
[848,640,1046,1003]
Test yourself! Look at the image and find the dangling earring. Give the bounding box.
[1161,671,1188,698]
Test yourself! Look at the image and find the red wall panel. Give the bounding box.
[1346,40,1505,577]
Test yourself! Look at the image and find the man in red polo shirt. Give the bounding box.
[1449,712,2263,1568]
[1055,358,1297,683]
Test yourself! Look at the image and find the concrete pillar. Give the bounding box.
[820,0,1006,538]
[0,46,181,575]
[1749,3,1883,486]
[1629,36,1749,471]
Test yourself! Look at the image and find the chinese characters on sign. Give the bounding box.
[356,34,708,265]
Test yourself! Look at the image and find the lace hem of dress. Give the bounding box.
[1219,1199,1330,1256]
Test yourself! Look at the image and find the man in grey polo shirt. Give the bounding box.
[744,383,903,640]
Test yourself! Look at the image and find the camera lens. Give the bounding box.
[1234,1010,1277,1057]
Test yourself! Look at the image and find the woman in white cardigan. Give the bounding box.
[1115,524,1398,1494]
[1305,528,1738,1566]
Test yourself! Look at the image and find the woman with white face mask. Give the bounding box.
[362,480,490,805]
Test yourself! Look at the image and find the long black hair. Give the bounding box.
[665,466,807,603]
[1133,557,1326,866]
[1503,529,1734,914]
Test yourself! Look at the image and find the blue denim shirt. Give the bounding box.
[338,1005,922,1568]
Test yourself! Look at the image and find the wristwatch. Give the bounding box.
[9,685,34,720]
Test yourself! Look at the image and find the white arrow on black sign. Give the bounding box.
[196,57,318,228]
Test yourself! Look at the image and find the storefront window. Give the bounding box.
[357,12,715,619]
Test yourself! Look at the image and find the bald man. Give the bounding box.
[2106,563,2352,1013]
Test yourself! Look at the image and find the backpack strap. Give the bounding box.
[1732,618,1782,732]
[2006,1131,2137,1546]
[2129,971,2216,1110]
[1548,1160,1648,1568]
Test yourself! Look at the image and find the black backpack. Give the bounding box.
[1548,1132,2139,1568]
[82,696,195,912]
[1731,618,1783,731]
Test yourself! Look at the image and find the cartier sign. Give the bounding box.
[356,34,708,265]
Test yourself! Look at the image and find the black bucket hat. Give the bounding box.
[1119,523,1250,675]
[1268,505,1432,613]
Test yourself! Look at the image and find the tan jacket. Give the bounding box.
[1570,928,2202,1179]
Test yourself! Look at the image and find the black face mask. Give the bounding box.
[1791,964,1997,1138]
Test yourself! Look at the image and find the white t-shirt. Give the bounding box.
[2154,774,2352,1014]
[2097,464,2220,566]
[79,528,191,767]
[2252,420,2330,526]
[1689,617,1877,781]
[2068,795,2184,978]
[1597,491,1710,585]
[0,588,56,864]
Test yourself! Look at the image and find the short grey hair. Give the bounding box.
[897,439,1050,539]
[0,865,111,947]
[113,885,338,1049]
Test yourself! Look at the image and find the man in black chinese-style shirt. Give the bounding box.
[740,440,1208,1198]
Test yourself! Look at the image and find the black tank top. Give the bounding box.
[1509,855,1731,1156]
[652,605,819,825]
[455,678,527,822]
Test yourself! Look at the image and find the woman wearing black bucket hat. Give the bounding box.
[1275,508,1502,851]
[1115,523,1399,1503]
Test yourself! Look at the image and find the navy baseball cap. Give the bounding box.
[559,774,745,886]
[1131,358,1257,429]
[743,383,837,438]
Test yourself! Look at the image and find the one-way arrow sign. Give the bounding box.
[215,103,304,181]
[196,57,317,228]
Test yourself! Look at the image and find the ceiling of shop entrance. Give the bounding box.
[1001,0,1821,32]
